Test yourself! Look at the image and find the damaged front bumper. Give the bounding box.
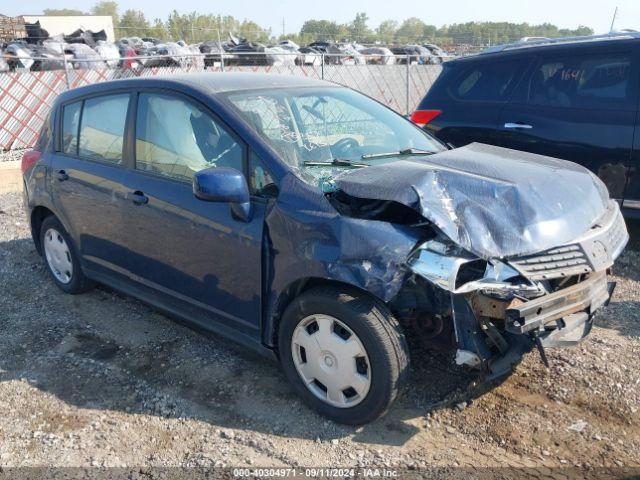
[504,271,613,338]
[406,201,628,378]
[452,272,615,378]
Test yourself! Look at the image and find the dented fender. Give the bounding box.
[261,173,423,347]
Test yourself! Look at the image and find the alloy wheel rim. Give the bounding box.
[43,228,73,284]
[291,314,371,408]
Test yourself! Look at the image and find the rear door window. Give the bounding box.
[450,58,530,102]
[78,94,130,163]
[61,101,81,155]
[525,53,633,109]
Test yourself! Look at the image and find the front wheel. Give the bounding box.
[278,286,410,424]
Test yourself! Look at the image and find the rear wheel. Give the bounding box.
[40,215,93,294]
[278,286,409,424]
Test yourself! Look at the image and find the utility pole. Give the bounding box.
[282,18,285,38]
[610,6,619,33]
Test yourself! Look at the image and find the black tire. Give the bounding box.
[278,285,410,425]
[39,215,93,294]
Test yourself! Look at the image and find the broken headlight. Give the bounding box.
[408,238,543,296]
[408,239,486,292]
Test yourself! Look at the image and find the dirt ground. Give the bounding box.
[1,190,639,477]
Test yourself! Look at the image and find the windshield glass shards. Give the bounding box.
[225,87,445,186]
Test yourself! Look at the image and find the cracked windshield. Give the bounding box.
[226,87,444,186]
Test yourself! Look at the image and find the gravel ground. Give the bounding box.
[0,149,25,163]
[0,190,639,476]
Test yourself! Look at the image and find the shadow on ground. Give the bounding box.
[0,237,484,447]
[1,217,638,447]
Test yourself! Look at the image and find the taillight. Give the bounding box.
[21,150,41,174]
[411,109,442,127]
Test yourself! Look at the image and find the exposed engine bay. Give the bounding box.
[325,166,629,378]
[404,202,626,377]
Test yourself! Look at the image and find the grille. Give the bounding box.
[509,244,592,280]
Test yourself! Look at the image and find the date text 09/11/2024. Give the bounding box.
[232,468,400,477]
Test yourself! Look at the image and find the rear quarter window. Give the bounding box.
[61,101,81,155]
[449,58,530,102]
[35,112,53,152]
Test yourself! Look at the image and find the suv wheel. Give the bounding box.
[278,286,409,424]
[40,215,93,294]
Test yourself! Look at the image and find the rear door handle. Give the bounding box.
[57,170,69,181]
[504,122,533,129]
[126,191,148,205]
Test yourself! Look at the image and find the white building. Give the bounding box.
[21,15,115,41]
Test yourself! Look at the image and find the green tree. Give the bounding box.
[376,20,398,44]
[239,20,271,43]
[166,11,243,43]
[349,12,372,42]
[437,22,594,46]
[118,9,150,38]
[43,9,85,16]
[422,24,437,42]
[396,17,427,44]
[147,18,169,40]
[299,20,347,43]
[164,12,271,44]
[91,1,119,29]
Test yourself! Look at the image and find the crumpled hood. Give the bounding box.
[332,143,610,259]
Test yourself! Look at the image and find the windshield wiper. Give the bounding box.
[361,147,435,160]
[303,158,369,168]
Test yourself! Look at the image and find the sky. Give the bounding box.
[8,0,640,36]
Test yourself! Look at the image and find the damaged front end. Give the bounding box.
[326,143,630,378]
[394,200,628,379]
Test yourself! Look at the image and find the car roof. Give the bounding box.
[56,72,337,103]
[448,34,640,65]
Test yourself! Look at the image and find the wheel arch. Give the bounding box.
[30,205,56,255]
[263,277,388,352]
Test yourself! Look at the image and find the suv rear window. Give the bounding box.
[526,54,633,109]
[450,58,529,102]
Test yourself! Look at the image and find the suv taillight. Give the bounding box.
[21,150,41,173]
[411,109,442,127]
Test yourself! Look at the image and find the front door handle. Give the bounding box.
[57,170,69,181]
[126,191,149,205]
[504,122,533,129]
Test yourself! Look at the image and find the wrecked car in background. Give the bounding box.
[94,40,121,68]
[0,51,8,73]
[391,44,438,64]
[22,73,628,425]
[64,43,103,69]
[1,21,451,71]
[358,46,396,64]
[199,40,226,67]
[2,40,67,71]
[4,41,35,70]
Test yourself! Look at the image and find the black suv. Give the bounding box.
[414,34,640,218]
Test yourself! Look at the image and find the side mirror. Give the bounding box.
[193,167,252,222]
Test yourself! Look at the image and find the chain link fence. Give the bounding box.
[0,52,442,151]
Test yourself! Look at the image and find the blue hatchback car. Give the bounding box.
[22,73,628,424]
